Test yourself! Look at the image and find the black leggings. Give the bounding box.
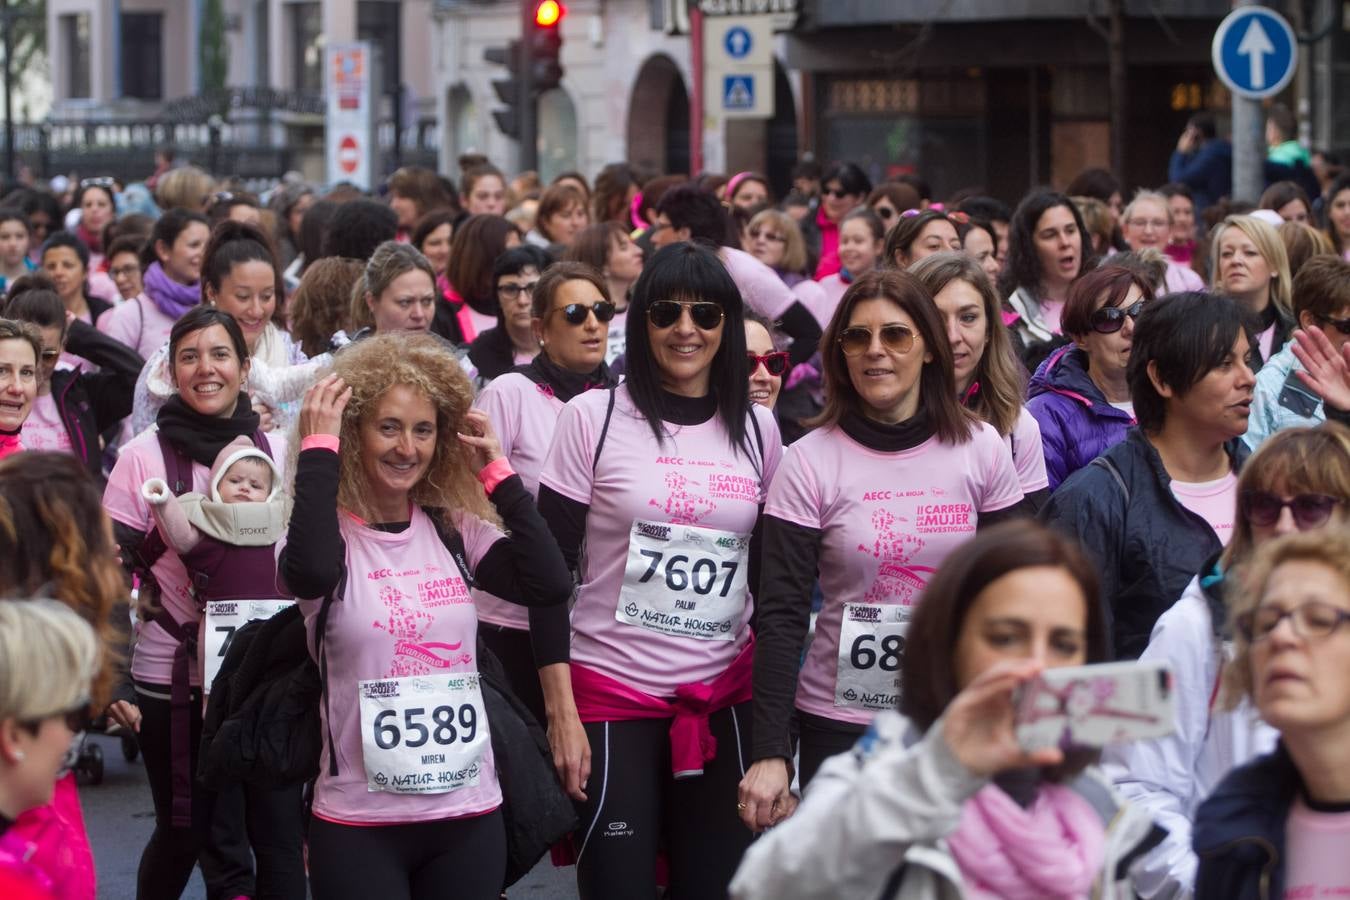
[307,809,506,900]
[797,710,866,789]
[479,623,546,725]
[208,780,307,900]
[574,702,753,900]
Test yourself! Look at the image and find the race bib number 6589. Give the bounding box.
[358,673,489,795]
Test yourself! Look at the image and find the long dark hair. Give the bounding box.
[141,208,209,270]
[624,242,752,455]
[997,190,1096,300]
[201,220,285,323]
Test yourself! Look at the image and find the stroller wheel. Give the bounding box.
[85,743,104,785]
[121,732,139,762]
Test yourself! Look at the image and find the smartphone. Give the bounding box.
[1014,660,1175,752]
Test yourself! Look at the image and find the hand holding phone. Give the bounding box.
[1014,660,1175,753]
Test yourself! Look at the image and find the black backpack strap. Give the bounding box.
[1089,455,1130,503]
[590,387,618,475]
[314,567,346,778]
[747,406,766,481]
[426,507,474,587]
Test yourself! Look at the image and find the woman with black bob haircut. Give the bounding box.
[998,190,1098,371]
[529,241,782,898]
[732,522,1159,900]
[467,244,552,384]
[1042,292,1256,660]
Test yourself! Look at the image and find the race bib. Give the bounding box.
[834,603,910,711]
[203,599,295,694]
[358,673,489,795]
[616,519,750,641]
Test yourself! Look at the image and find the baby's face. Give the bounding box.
[218,458,272,503]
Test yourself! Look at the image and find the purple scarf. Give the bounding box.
[143,262,200,319]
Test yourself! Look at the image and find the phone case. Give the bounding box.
[1014,660,1176,752]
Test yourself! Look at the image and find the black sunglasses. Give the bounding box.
[552,301,616,325]
[1317,313,1350,336]
[747,351,789,376]
[822,187,853,199]
[1240,490,1342,529]
[648,300,724,330]
[1089,299,1146,334]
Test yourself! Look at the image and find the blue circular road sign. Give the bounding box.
[724,26,753,60]
[1212,7,1297,100]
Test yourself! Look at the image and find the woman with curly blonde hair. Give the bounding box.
[278,333,571,899]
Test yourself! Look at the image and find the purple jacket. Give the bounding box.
[1025,345,1135,490]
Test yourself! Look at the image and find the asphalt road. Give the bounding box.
[79,733,580,899]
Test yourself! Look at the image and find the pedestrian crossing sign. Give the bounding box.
[723,75,755,111]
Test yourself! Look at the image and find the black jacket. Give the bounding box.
[1040,428,1248,659]
[51,318,145,479]
[1192,745,1301,900]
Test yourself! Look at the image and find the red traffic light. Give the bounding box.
[535,0,564,27]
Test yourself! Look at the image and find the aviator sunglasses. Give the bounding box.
[1089,299,1146,334]
[747,351,790,377]
[1240,490,1343,529]
[551,300,616,325]
[838,324,916,357]
[647,300,725,330]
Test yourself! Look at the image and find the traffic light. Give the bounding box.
[483,40,523,139]
[529,1,565,93]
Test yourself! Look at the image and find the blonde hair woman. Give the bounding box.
[1212,214,1294,367]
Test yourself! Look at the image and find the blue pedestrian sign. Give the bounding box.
[723,75,755,111]
[1211,7,1297,100]
[724,26,753,59]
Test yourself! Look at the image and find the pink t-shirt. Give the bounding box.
[20,394,72,453]
[467,307,497,339]
[1283,796,1350,899]
[1163,260,1205,294]
[1258,321,1278,362]
[813,273,849,328]
[1008,407,1050,494]
[791,278,833,328]
[292,505,504,825]
[539,385,782,698]
[1170,471,1238,546]
[98,294,176,359]
[721,247,797,321]
[767,421,1023,725]
[104,427,287,684]
[1039,297,1065,335]
[472,372,565,629]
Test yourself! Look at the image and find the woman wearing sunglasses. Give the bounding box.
[1193,527,1350,899]
[466,245,552,384]
[745,313,787,411]
[1042,291,1257,660]
[1026,265,1154,490]
[911,253,1050,508]
[1103,424,1348,898]
[529,242,782,898]
[801,162,872,279]
[741,269,1026,828]
[473,262,618,725]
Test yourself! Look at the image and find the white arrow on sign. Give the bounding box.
[1237,18,1275,90]
[729,30,748,55]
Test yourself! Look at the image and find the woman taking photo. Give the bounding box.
[741,268,1025,819]
[278,334,570,899]
[998,190,1096,371]
[436,215,522,345]
[530,242,782,899]
[564,222,644,364]
[0,318,38,457]
[883,208,964,269]
[98,210,211,360]
[473,262,618,723]
[803,162,872,279]
[1104,424,1347,898]
[1193,528,1350,899]
[1042,292,1256,660]
[732,523,1158,900]
[1027,265,1154,489]
[1212,214,1294,367]
[467,245,551,383]
[911,252,1050,505]
[104,306,283,900]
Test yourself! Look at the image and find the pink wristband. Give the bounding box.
[477,457,515,494]
[301,434,341,453]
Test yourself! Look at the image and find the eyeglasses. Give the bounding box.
[748,228,785,243]
[1126,218,1169,230]
[1240,490,1342,529]
[1089,299,1147,334]
[1316,314,1350,336]
[40,349,61,362]
[747,351,789,376]
[79,177,115,190]
[838,324,916,357]
[1236,602,1350,643]
[110,264,141,279]
[551,300,616,325]
[875,207,896,221]
[823,187,853,200]
[497,281,539,301]
[648,300,724,330]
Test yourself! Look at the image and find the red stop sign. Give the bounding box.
[338,135,360,174]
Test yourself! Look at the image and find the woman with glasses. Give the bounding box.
[1042,292,1256,660]
[472,261,618,727]
[911,253,1050,507]
[529,243,781,899]
[1193,527,1350,899]
[1212,214,1294,368]
[466,245,552,384]
[865,182,922,235]
[1119,190,1206,294]
[741,268,1025,829]
[1026,265,1154,490]
[746,313,787,411]
[1103,424,1347,898]
[883,208,965,269]
[802,162,872,279]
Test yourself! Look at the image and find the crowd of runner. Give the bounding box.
[0,111,1349,899]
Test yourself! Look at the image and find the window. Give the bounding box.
[357,1,400,94]
[121,13,163,100]
[290,3,322,94]
[61,14,91,99]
